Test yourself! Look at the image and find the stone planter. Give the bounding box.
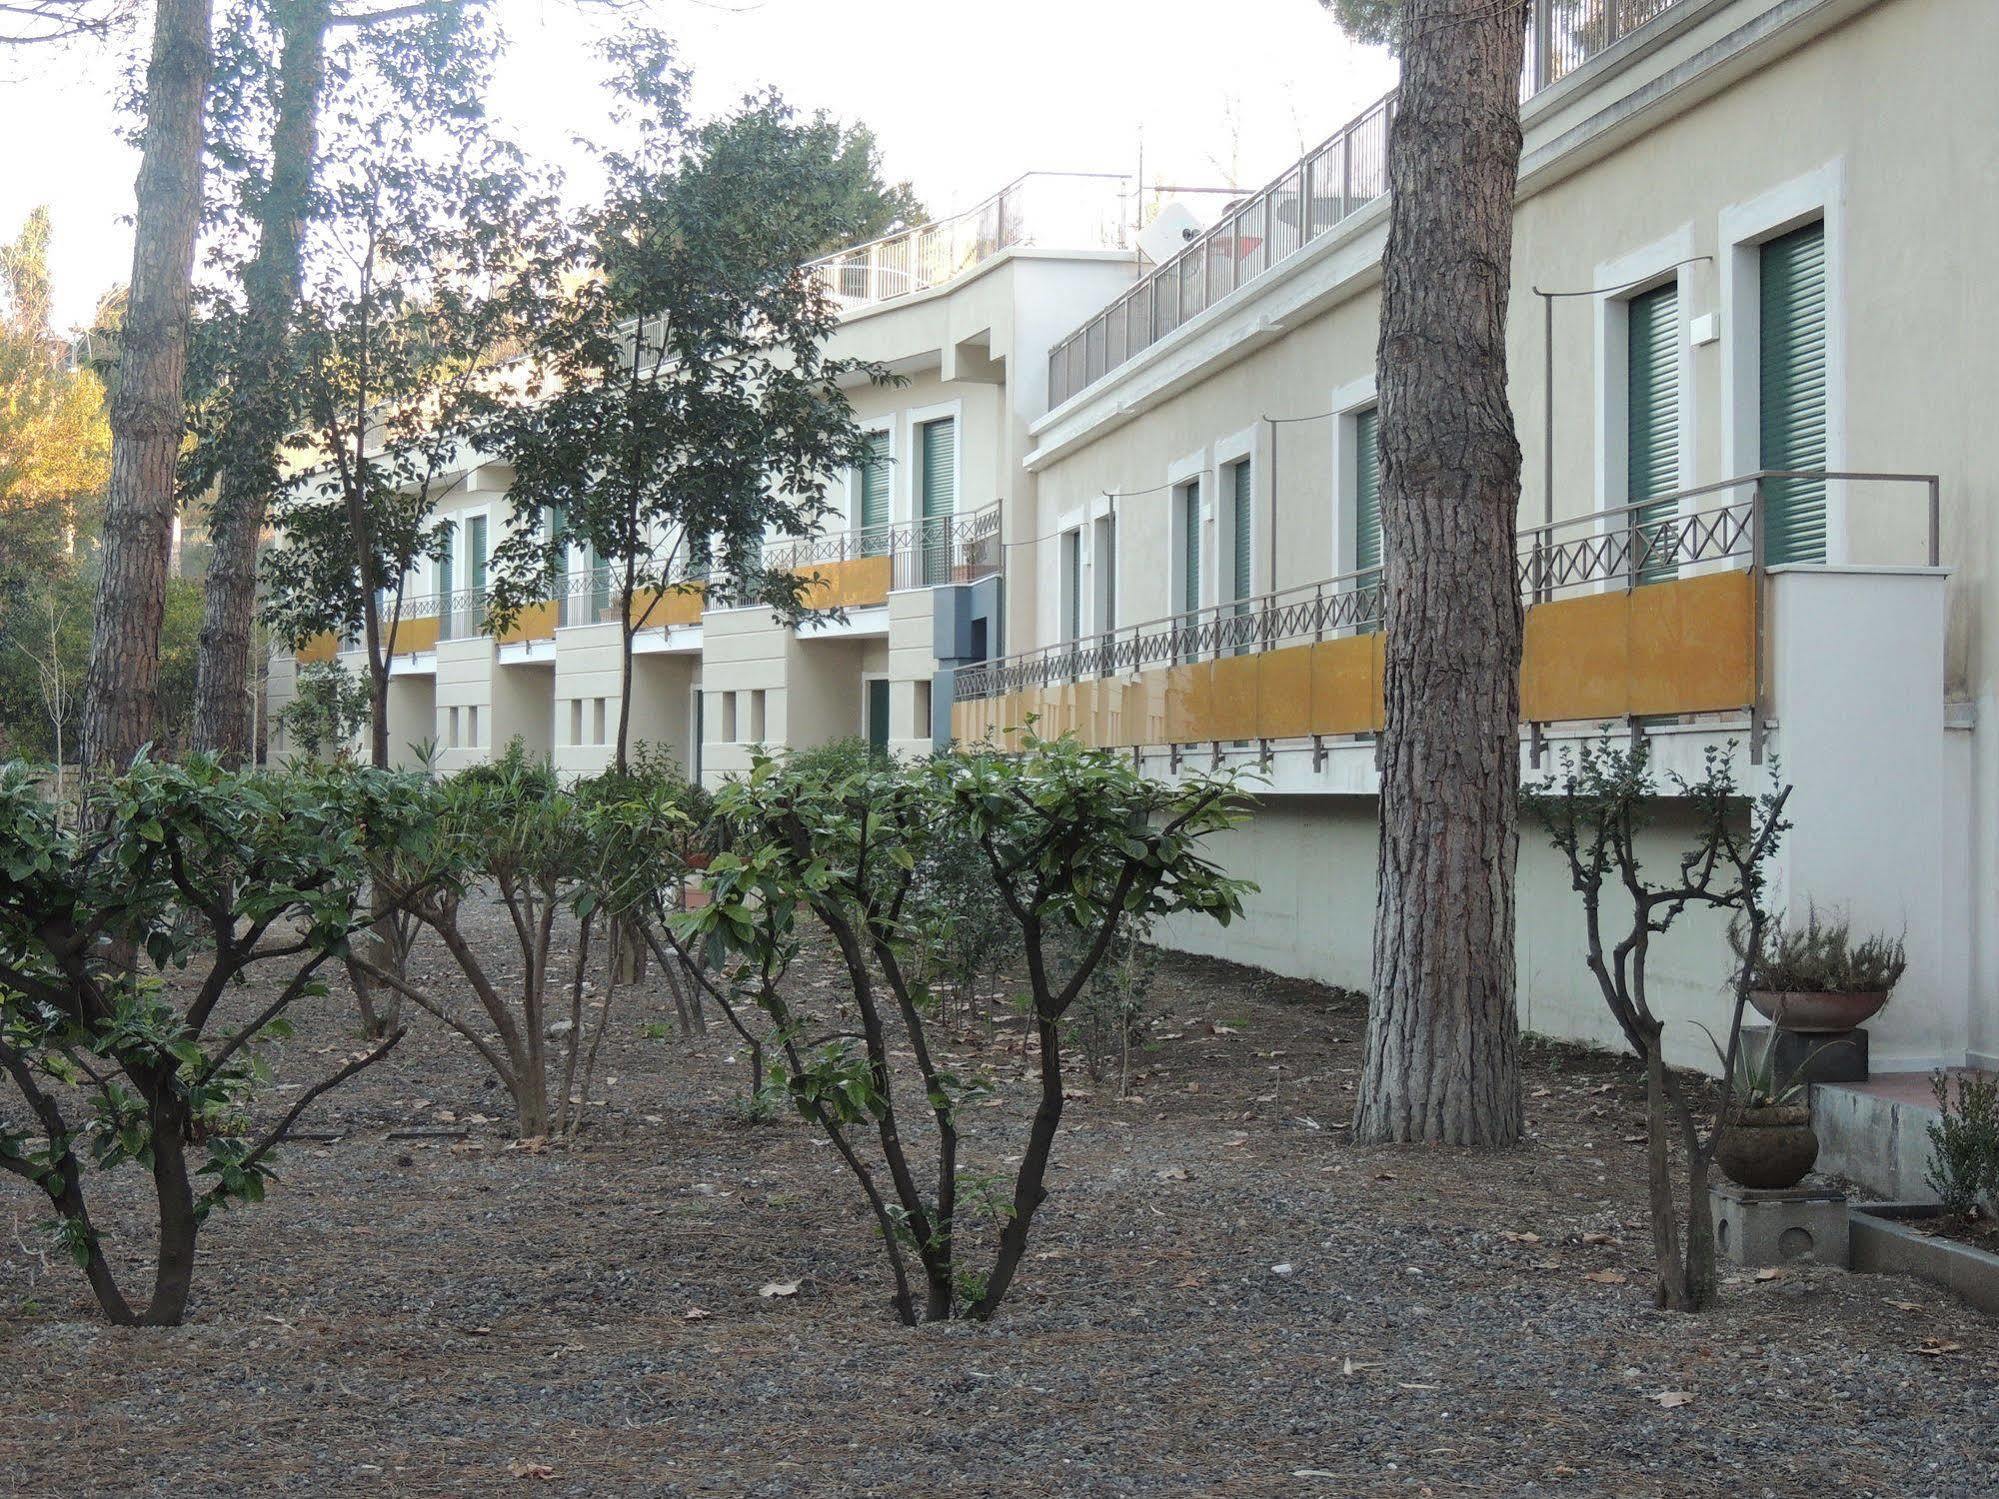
[1714,1104,1818,1190]
[1748,988,1890,1033]
[1849,1204,1999,1316]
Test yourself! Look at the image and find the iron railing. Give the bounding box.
[1046,0,1696,408]
[757,501,1004,594]
[954,471,1943,703]
[805,174,1134,312]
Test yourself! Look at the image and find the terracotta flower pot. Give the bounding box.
[1748,988,1890,1034]
[1715,1105,1819,1190]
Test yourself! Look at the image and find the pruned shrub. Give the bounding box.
[680,728,1250,1324]
[1926,1070,1999,1221]
[1732,906,1907,995]
[0,755,431,1325]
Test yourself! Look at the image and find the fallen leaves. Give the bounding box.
[1882,1298,1925,1313]
[681,1307,712,1321]
[1501,1230,1542,1245]
[1153,1166,1189,1182]
[758,1280,801,1299]
[1914,1337,1964,1357]
[508,1460,556,1480]
[1583,1269,1628,1285]
[1649,1390,1694,1409]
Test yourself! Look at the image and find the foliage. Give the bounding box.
[488,28,896,770]
[1064,912,1161,1090]
[0,754,431,1324]
[1925,1070,1999,1221]
[252,11,562,767]
[1731,905,1907,996]
[1318,0,1400,49]
[1527,738,1792,1312]
[678,728,1251,1325]
[905,810,1014,1038]
[276,659,371,762]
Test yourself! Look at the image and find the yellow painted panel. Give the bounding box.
[385,616,439,656]
[1520,590,1631,723]
[1163,663,1209,744]
[1628,571,1755,716]
[1308,636,1383,735]
[296,632,339,665]
[1207,653,1261,741]
[802,556,891,610]
[1256,645,1314,740]
[498,600,557,645]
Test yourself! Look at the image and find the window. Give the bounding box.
[569,698,584,746]
[721,692,738,742]
[592,698,607,746]
[918,417,956,584]
[1626,281,1681,580]
[866,678,890,753]
[466,514,488,609]
[466,705,480,748]
[587,542,610,620]
[913,679,932,741]
[1177,478,1203,662]
[855,429,891,554]
[1061,528,1083,643]
[1228,459,1253,654]
[437,525,455,632]
[748,689,766,742]
[1353,407,1382,576]
[1094,512,1117,633]
[1759,220,1828,564]
[447,706,461,749]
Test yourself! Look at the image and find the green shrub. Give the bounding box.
[1925,1071,1999,1220]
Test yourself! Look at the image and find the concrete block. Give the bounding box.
[1811,1077,1942,1202]
[1850,1205,1999,1316]
[1710,1182,1850,1268]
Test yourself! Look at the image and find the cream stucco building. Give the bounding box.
[273,0,1995,1137]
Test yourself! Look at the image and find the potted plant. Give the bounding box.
[1735,907,1907,1033]
[1704,1026,1826,1190]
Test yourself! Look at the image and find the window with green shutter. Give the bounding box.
[1759,221,1828,564]
[919,417,955,583]
[587,540,609,618]
[436,525,455,639]
[1064,529,1082,642]
[857,429,890,555]
[1229,459,1253,654]
[1354,407,1382,574]
[1179,479,1201,662]
[466,515,488,636]
[1627,281,1680,580]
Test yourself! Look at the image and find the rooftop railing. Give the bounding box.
[1046,0,1695,409]
[805,174,1135,313]
[955,471,1942,704]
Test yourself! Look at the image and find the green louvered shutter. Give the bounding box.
[1760,222,1828,564]
[1180,480,1201,661]
[919,418,955,583]
[466,515,487,635]
[587,540,609,618]
[1354,407,1382,573]
[858,430,890,555]
[1064,529,1082,641]
[1230,459,1253,654]
[1627,282,1680,580]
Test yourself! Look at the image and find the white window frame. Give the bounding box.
[1327,374,1377,580]
[903,398,965,526]
[1165,447,1209,615]
[1592,225,1697,583]
[1719,159,1847,561]
[1214,423,1262,603]
[843,415,896,534]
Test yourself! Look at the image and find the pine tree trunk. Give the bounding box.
[1355,0,1528,1147]
[80,0,213,774]
[194,0,329,766]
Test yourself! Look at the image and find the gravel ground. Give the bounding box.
[2,903,1994,1498]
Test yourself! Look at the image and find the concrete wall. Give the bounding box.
[551,622,622,778]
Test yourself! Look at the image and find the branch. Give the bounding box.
[232,1028,407,1178]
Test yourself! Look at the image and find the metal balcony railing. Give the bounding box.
[757,501,1004,594]
[954,471,1942,703]
[1046,0,1696,409]
[805,174,1134,312]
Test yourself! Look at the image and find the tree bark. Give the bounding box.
[194,0,330,766]
[1356,0,1527,1147]
[80,0,213,774]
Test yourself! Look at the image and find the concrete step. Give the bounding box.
[1812,1073,1948,1202]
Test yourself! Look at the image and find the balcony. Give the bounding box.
[759,502,1004,611]
[1046,0,1694,409]
[951,472,1941,757]
[805,174,1134,314]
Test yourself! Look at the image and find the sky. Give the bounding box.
[1,0,1397,330]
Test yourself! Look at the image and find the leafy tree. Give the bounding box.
[1318,0,1399,49]
[274,658,371,761]
[254,10,560,769]
[489,29,895,773]
[678,731,1251,1324]
[1528,740,1792,1311]
[1354,0,1532,1146]
[0,755,432,1324]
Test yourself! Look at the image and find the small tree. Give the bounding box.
[681,731,1251,1324]
[275,659,370,763]
[1527,739,1792,1312]
[358,746,645,1138]
[0,755,430,1325]
[489,29,895,774]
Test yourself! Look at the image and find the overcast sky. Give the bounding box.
[3,0,1396,329]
